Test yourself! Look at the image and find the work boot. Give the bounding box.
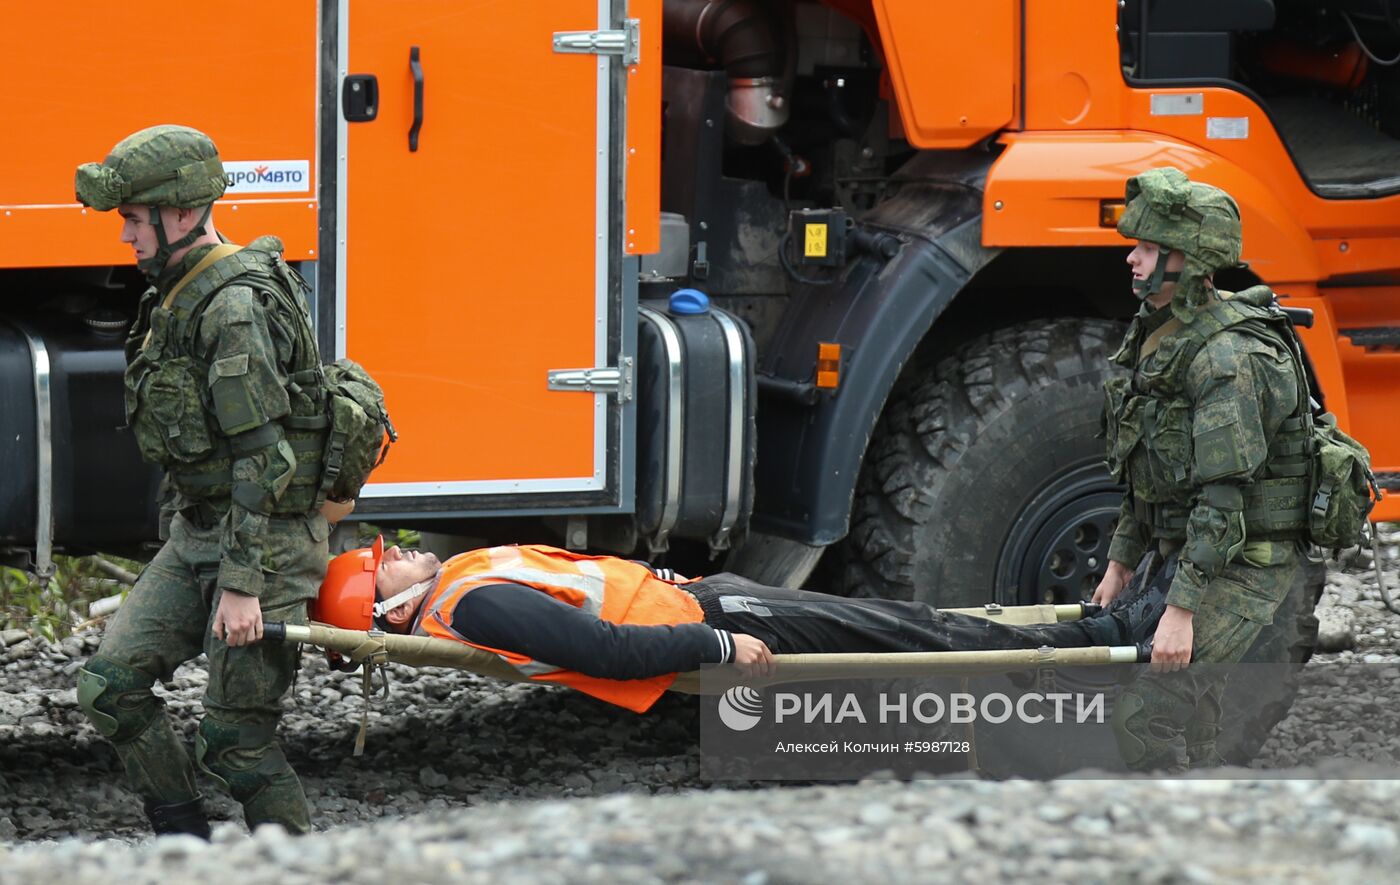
[1108,571,1171,646]
[1092,557,1175,646]
[144,796,212,840]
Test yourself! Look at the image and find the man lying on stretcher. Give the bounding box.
[313,538,1169,713]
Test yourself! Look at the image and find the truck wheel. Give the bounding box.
[841,318,1126,607]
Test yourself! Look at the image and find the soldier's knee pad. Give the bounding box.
[1110,691,1150,766]
[1112,685,1198,769]
[76,657,162,743]
[195,716,290,805]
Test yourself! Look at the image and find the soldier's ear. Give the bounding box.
[168,205,203,236]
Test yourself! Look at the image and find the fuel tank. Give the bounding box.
[635,291,757,556]
[0,313,160,558]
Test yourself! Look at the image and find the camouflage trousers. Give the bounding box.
[1111,542,1302,773]
[80,509,327,833]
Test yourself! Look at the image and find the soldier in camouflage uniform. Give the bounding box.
[72,126,333,835]
[1092,167,1313,772]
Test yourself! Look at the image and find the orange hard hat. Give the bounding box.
[313,535,384,630]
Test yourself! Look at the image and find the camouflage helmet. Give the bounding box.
[76,125,227,278]
[75,124,226,212]
[1117,167,1243,318]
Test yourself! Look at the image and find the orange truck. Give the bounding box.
[2,0,1397,619]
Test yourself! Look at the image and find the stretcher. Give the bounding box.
[264,602,1147,755]
[264,601,1147,692]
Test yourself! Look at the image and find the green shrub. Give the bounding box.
[1,555,142,642]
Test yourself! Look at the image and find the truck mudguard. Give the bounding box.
[752,153,999,545]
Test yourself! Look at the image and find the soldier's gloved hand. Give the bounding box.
[1092,560,1135,607]
[1149,604,1194,673]
[213,590,265,647]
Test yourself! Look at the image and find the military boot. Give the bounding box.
[144,796,212,840]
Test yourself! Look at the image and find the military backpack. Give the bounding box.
[1304,408,1379,551]
[316,359,397,504]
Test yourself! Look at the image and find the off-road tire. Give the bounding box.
[840,318,1124,606]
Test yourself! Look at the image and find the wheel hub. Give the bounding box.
[996,463,1123,607]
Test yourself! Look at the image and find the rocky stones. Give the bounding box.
[3,780,1400,882]
[0,528,1396,880]
[1317,606,1357,652]
[418,767,449,789]
[1340,820,1400,856]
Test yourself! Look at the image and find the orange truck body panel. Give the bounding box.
[0,0,319,268]
[343,0,606,490]
[626,0,663,256]
[871,0,1018,148]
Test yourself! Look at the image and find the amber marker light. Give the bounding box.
[816,342,842,389]
[1100,200,1126,227]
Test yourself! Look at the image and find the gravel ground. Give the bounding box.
[1,526,1398,882]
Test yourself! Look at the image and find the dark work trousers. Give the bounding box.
[686,574,1114,655]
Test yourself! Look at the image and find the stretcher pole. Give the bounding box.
[265,623,1146,693]
[941,602,1099,625]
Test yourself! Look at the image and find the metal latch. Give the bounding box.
[548,356,634,402]
[553,19,641,66]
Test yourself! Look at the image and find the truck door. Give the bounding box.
[336,1,636,513]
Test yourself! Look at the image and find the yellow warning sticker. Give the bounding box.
[804,223,828,258]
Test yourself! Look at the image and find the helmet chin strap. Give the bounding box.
[139,203,214,279]
[1131,248,1182,302]
[373,577,435,619]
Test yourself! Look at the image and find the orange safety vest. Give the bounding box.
[415,545,704,713]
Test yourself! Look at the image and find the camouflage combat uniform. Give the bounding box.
[1102,168,1311,772]
[73,126,330,835]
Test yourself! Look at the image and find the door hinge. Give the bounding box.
[552,19,641,66]
[548,356,634,402]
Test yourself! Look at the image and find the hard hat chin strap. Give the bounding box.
[139,203,214,279]
[1132,248,1182,301]
[373,578,434,618]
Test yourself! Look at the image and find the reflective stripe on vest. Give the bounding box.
[415,545,705,713]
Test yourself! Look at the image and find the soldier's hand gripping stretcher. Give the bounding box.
[1096,552,1185,674]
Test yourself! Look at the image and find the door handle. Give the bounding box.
[409,46,424,151]
[343,74,378,122]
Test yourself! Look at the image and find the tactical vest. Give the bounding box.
[415,545,706,713]
[1102,287,1311,542]
[123,239,328,515]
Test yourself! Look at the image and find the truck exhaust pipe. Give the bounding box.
[664,0,791,144]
